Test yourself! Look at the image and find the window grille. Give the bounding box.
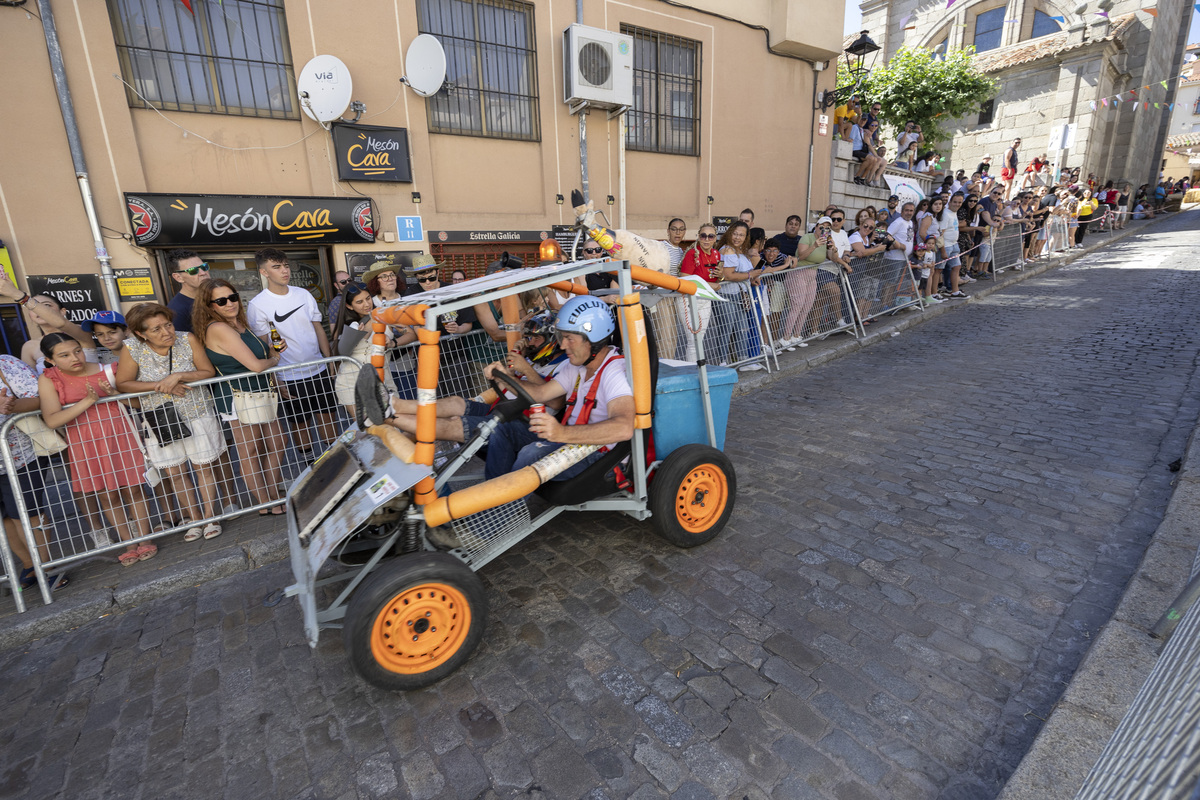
[416,0,540,141]
[621,25,701,156]
[109,0,296,118]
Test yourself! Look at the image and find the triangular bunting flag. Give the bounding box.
[179,0,193,12]
[1161,80,1168,89]
[1090,101,1097,110]
[1095,10,1108,16]
[1143,7,1158,16]
[899,13,911,27]
[1155,103,1160,108]
[1051,15,1066,22]
[1102,97,1108,106]
[1144,101,1149,109]
[947,0,956,8]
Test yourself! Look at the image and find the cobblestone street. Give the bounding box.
[2,214,1198,800]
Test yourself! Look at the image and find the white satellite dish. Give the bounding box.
[297,54,353,123]
[402,34,447,97]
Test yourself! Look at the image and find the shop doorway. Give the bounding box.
[156,248,333,320]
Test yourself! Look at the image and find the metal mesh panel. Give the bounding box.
[448,498,532,566]
[753,264,861,344]
[992,226,1027,273]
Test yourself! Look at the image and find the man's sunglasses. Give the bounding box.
[698,233,716,240]
[178,263,210,276]
[416,273,439,283]
[582,247,604,254]
[335,278,349,285]
[831,217,844,222]
[210,293,240,307]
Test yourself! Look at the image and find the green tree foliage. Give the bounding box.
[847,46,997,146]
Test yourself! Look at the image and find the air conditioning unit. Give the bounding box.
[563,23,633,110]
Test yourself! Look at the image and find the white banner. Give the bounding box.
[884,174,926,208]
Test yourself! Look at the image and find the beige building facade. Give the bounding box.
[0,0,843,352]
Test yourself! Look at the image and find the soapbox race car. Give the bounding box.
[281,253,738,691]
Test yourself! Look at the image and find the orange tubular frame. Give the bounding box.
[619,292,653,429]
[500,294,522,354]
[412,326,441,505]
[606,265,699,295]
[371,321,388,382]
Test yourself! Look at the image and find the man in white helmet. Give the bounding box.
[482,295,633,481]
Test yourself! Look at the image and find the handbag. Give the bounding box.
[142,347,192,446]
[232,383,279,424]
[0,368,67,457]
[230,335,279,424]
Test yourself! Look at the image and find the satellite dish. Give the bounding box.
[402,34,447,97]
[297,54,353,123]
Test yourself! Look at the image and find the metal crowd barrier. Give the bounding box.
[0,355,366,610]
[846,251,923,324]
[991,225,1028,274]
[1073,592,1200,798]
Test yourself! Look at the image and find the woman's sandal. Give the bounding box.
[202,522,222,540]
[135,542,157,561]
[183,522,204,542]
[269,504,285,516]
[118,550,141,567]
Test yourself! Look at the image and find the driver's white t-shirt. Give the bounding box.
[552,349,632,450]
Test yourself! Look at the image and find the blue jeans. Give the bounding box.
[484,420,606,481]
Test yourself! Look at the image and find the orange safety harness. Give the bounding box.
[563,351,624,427]
[560,350,638,492]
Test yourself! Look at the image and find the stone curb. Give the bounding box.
[0,215,1174,653]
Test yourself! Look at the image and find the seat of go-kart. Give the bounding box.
[535,301,659,506]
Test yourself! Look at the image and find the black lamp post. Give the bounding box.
[821,31,881,110]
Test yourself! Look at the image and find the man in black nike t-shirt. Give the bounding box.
[246,248,339,462]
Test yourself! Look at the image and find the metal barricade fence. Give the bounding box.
[753,263,860,347]
[643,283,779,372]
[1073,590,1200,799]
[847,251,923,324]
[991,224,1027,274]
[0,355,367,610]
[1043,215,1073,255]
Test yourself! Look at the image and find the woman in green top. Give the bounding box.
[191,279,287,515]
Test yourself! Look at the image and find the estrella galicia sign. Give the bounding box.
[124,193,376,247]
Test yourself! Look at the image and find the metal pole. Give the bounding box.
[579,111,591,205]
[618,114,627,229]
[690,294,718,448]
[36,0,123,312]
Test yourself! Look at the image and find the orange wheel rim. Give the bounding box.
[674,464,728,533]
[370,582,471,674]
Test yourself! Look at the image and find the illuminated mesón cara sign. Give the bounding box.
[124,193,376,247]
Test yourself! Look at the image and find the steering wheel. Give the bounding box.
[489,369,535,411]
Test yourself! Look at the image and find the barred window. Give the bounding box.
[108,0,296,118]
[416,0,540,141]
[621,25,701,156]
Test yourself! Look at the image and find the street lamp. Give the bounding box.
[821,31,881,110]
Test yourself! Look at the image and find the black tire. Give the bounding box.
[343,552,487,691]
[648,444,737,548]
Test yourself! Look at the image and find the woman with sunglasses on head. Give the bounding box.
[709,221,761,369]
[848,212,887,320]
[192,279,289,516]
[677,223,722,362]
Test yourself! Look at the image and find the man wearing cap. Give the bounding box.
[81,311,129,365]
[165,249,210,333]
[977,155,992,178]
[885,195,902,226]
[407,256,477,397]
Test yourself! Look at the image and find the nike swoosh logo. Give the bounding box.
[274,308,302,323]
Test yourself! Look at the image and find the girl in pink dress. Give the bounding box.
[37,333,154,566]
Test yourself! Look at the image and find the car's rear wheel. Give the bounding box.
[649,444,736,548]
[343,552,486,690]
